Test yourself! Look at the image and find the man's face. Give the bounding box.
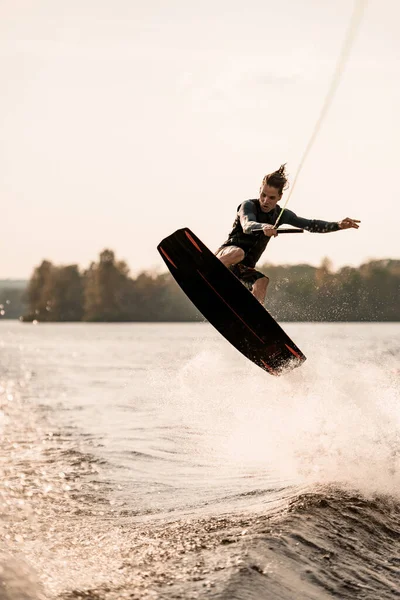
[259,184,282,213]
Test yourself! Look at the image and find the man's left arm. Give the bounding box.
[281,209,360,232]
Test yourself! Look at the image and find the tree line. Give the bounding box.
[21,250,199,322]
[1,250,399,322]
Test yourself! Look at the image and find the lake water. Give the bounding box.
[1,321,399,599]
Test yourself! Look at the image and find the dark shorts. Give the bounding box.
[215,245,266,288]
[230,263,266,287]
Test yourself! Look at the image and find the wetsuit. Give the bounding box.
[217,199,340,286]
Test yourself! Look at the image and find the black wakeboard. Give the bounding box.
[157,228,306,375]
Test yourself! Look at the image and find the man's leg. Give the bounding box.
[252,276,269,304]
[217,248,269,305]
[216,246,245,267]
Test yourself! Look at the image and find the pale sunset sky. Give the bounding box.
[1,0,399,278]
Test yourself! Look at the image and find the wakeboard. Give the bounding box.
[157,228,306,375]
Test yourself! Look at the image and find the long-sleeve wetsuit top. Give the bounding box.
[220,199,340,268]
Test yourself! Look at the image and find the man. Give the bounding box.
[216,164,360,304]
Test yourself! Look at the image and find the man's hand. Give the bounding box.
[262,224,278,237]
[338,218,360,230]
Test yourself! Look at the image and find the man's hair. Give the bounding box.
[261,164,289,194]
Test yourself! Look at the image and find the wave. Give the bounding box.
[51,485,400,600]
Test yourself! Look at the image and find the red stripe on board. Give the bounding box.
[196,270,265,345]
[159,247,178,269]
[285,343,302,360]
[260,359,279,376]
[185,231,203,252]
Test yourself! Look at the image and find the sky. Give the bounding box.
[1,0,399,279]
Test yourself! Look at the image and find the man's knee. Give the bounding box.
[217,246,245,266]
[229,247,245,263]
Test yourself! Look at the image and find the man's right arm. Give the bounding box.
[238,201,264,234]
[238,201,278,237]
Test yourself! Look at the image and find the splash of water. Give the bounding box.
[154,333,400,499]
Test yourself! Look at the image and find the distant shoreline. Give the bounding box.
[2,256,400,322]
[2,318,399,324]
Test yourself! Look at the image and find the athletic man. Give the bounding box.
[216,165,360,304]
